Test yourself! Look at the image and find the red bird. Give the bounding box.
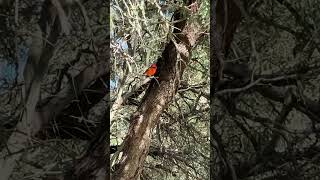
[144,63,157,77]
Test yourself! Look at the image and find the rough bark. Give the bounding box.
[111,1,201,179]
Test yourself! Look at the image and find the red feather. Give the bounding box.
[144,63,157,77]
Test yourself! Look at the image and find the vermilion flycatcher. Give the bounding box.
[144,63,157,77]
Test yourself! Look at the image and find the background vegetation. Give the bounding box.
[212,0,320,179]
[0,0,108,179]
